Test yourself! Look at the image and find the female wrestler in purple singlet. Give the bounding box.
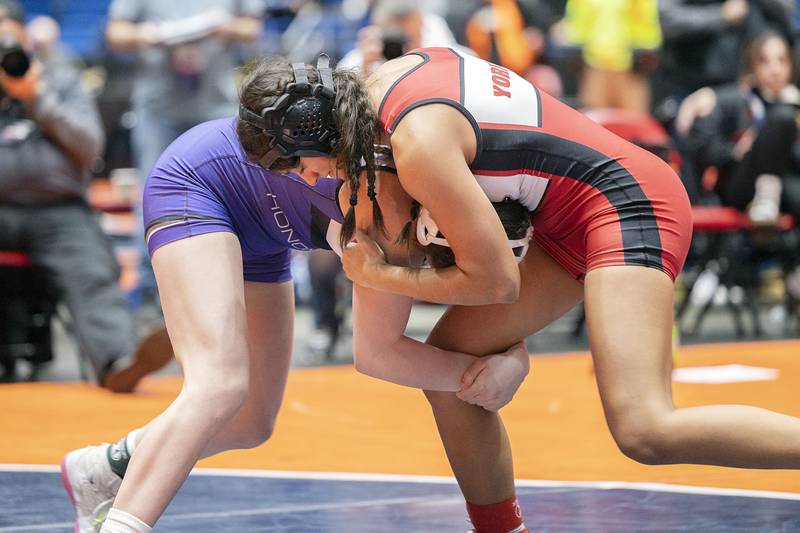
[59,57,529,532]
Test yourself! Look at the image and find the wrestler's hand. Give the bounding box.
[456,341,530,412]
[342,229,387,287]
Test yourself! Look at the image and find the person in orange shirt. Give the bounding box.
[466,0,539,74]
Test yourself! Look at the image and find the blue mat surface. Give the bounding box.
[2,469,798,532]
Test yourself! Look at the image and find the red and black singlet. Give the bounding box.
[379,47,692,281]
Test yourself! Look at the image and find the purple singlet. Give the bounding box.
[143,118,343,283]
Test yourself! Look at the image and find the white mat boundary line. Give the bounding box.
[1,464,798,501]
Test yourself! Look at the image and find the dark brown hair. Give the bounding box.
[237,57,383,246]
[397,199,532,268]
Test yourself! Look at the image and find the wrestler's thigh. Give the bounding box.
[427,243,583,355]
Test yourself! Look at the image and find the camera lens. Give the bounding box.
[1,47,30,77]
[382,27,408,61]
[0,34,30,78]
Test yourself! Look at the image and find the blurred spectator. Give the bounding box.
[307,248,349,358]
[523,63,563,98]
[279,0,332,63]
[518,0,568,33]
[465,0,563,75]
[562,0,661,113]
[105,0,265,306]
[658,0,794,101]
[684,32,800,226]
[461,0,567,99]
[26,15,70,64]
[465,0,537,74]
[278,0,366,63]
[0,0,171,391]
[445,0,484,44]
[338,0,461,76]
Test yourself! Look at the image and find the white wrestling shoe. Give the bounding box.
[61,444,121,532]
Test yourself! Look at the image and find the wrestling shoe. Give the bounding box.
[61,444,121,532]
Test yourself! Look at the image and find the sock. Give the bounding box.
[106,429,141,479]
[100,508,152,533]
[126,428,143,454]
[466,495,527,533]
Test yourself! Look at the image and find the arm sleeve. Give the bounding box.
[27,66,104,172]
[658,0,727,41]
[631,0,662,50]
[517,0,564,31]
[685,102,736,170]
[757,0,795,25]
[108,0,143,21]
[562,0,588,46]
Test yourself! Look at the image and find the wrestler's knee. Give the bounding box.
[606,407,675,465]
[183,364,249,423]
[231,415,277,449]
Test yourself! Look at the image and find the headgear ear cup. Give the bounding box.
[415,206,533,263]
[239,54,338,167]
[416,207,449,247]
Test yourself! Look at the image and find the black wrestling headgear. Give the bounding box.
[239,54,337,168]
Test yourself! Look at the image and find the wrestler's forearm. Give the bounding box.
[353,332,477,391]
[366,263,517,306]
[351,284,478,391]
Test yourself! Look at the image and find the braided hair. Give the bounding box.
[331,68,384,246]
[236,58,385,247]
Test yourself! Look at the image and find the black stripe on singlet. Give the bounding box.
[473,129,663,270]
[377,51,430,123]
[145,214,226,233]
[309,204,333,250]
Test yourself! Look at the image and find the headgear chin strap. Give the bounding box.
[416,207,533,264]
[239,54,337,168]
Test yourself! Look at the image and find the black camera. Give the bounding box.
[382,27,408,61]
[0,35,30,78]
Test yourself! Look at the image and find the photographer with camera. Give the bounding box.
[338,0,462,77]
[0,0,171,391]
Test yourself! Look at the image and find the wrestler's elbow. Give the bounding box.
[462,257,520,305]
[493,275,520,304]
[352,354,370,376]
[353,350,391,382]
[352,335,385,377]
[478,269,520,305]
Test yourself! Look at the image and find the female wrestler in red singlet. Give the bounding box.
[239,48,800,533]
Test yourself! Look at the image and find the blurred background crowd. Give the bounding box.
[3,0,800,383]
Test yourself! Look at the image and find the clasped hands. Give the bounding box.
[343,230,530,411]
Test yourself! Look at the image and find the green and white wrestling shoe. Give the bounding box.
[61,444,121,532]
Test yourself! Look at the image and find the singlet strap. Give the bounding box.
[378,48,466,136]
